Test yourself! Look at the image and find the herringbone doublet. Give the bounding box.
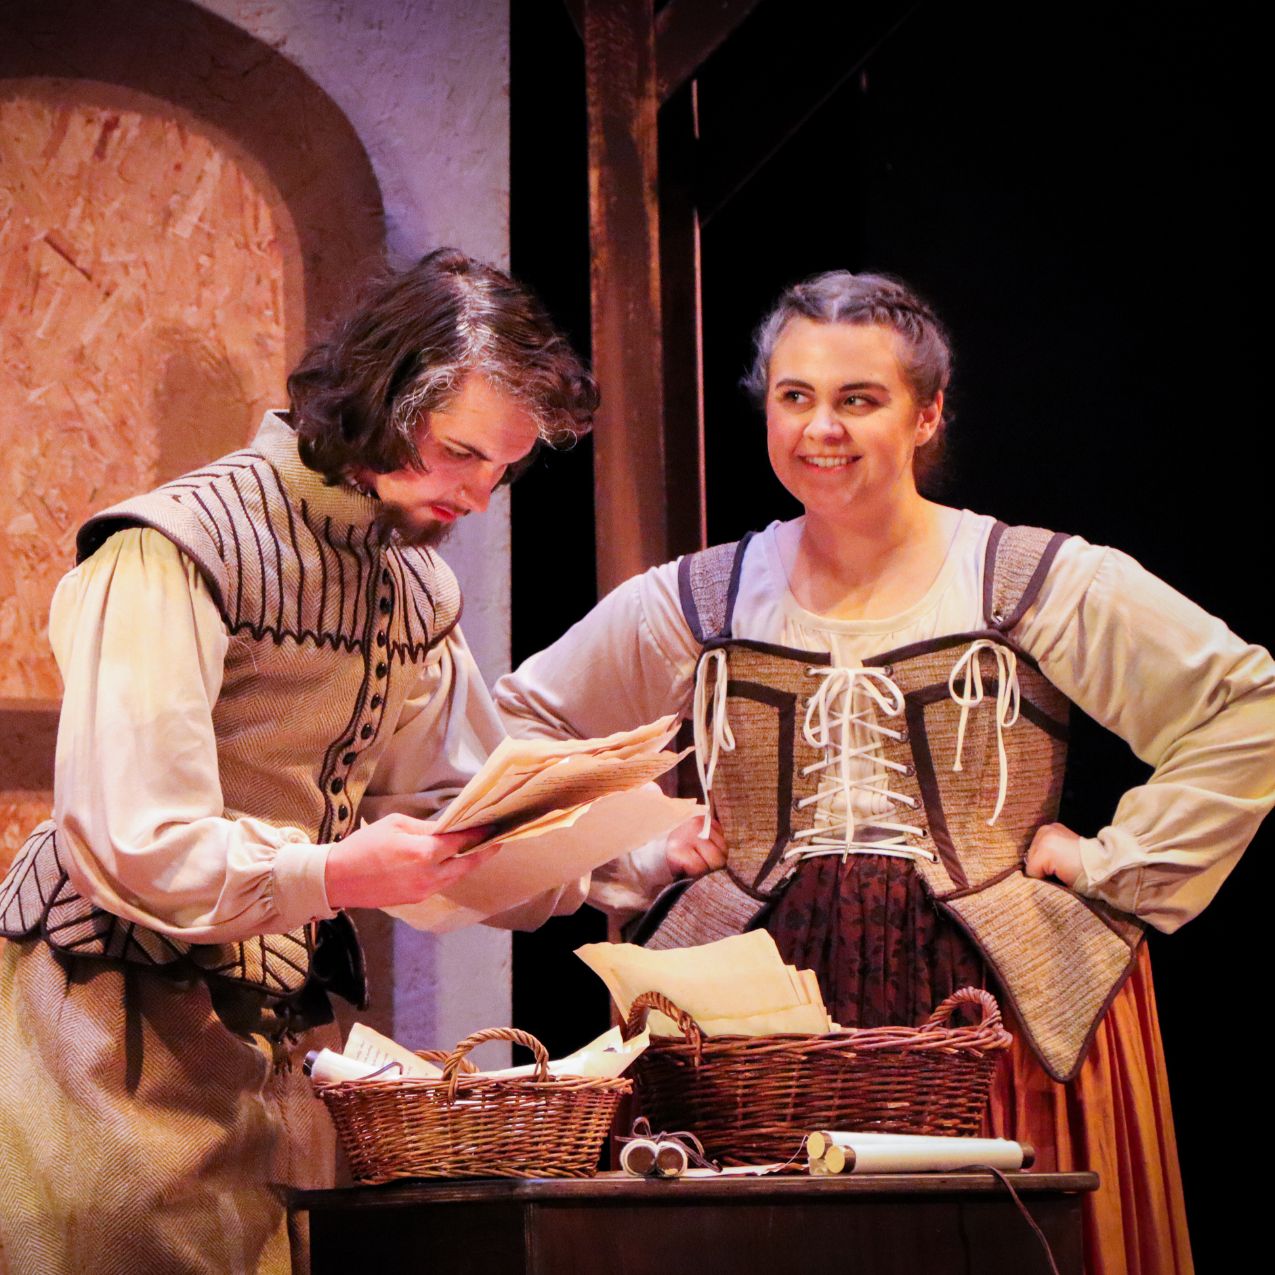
[0,414,461,1015]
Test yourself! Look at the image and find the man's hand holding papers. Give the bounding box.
[386,715,700,932]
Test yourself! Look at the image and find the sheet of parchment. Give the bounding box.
[576,930,832,1036]
[449,748,689,850]
[342,1022,442,1078]
[480,1026,651,1081]
[436,714,680,832]
[387,788,700,933]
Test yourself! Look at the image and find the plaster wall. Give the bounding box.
[197,0,514,1060]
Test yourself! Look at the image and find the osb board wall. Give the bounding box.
[0,78,289,867]
[0,700,58,873]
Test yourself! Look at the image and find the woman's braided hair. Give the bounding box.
[743,271,953,489]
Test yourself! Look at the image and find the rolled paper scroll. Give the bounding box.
[620,1139,660,1177]
[806,1131,1034,1175]
[303,1049,398,1085]
[654,1140,690,1177]
[620,1135,691,1179]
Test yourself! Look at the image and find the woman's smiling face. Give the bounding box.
[764,318,941,523]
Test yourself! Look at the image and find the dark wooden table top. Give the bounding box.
[293,1167,1099,1207]
[293,1170,1099,1274]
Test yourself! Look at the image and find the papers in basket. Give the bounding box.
[576,931,836,1037]
[386,715,700,932]
[304,1021,649,1088]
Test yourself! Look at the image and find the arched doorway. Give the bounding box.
[0,0,385,866]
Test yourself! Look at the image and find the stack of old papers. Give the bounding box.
[576,931,835,1037]
[387,715,699,932]
[306,1021,650,1087]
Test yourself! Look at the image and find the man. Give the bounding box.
[0,248,597,1275]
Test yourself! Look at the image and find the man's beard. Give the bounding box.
[372,503,455,549]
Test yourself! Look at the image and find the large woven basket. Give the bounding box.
[315,1027,631,1183]
[624,987,1011,1166]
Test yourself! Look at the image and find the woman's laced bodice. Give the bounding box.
[693,510,1019,868]
[693,641,1023,868]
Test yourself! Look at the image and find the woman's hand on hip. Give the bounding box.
[324,813,499,910]
[665,814,728,879]
[1024,821,1083,888]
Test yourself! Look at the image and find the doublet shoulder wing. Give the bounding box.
[391,545,462,654]
[76,451,461,654]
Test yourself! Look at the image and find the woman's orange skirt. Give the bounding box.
[772,859,1192,1275]
[988,943,1193,1275]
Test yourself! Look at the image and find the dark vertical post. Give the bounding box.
[583,0,666,597]
[659,79,707,557]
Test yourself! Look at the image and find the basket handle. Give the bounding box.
[416,1048,478,1073]
[921,986,1006,1036]
[622,991,705,1063]
[440,1027,550,1101]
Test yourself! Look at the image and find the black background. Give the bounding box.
[511,1,1268,1259]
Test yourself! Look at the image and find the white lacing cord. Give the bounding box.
[692,648,735,837]
[948,639,1021,826]
[785,666,935,865]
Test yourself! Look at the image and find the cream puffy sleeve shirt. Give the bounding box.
[495,511,1275,932]
[50,527,576,943]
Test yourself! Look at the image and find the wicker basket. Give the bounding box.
[623,986,1011,1166]
[315,1027,631,1183]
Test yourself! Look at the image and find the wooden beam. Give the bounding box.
[693,0,922,224]
[584,0,667,595]
[659,79,707,557]
[655,0,764,104]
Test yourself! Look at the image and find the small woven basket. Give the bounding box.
[315,1027,631,1183]
[624,986,1011,1166]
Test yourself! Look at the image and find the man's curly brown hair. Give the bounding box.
[287,247,598,484]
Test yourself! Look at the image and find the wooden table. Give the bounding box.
[292,1170,1098,1274]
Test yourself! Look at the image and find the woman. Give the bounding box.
[495,272,1275,1275]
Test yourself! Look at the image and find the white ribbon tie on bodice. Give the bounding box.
[947,638,1021,826]
[693,648,736,838]
[787,665,934,863]
[692,637,1024,863]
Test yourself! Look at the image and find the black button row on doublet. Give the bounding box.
[325,571,394,831]
[323,570,394,836]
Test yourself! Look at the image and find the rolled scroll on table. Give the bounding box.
[806,1130,1034,1175]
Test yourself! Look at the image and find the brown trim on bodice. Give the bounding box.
[934,884,1143,1084]
[724,680,800,892]
[1000,531,1071,630]
[907,677,1069,738]
[904,694,967,890]
[860,628,1046,676]
[981,521,1008,622]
